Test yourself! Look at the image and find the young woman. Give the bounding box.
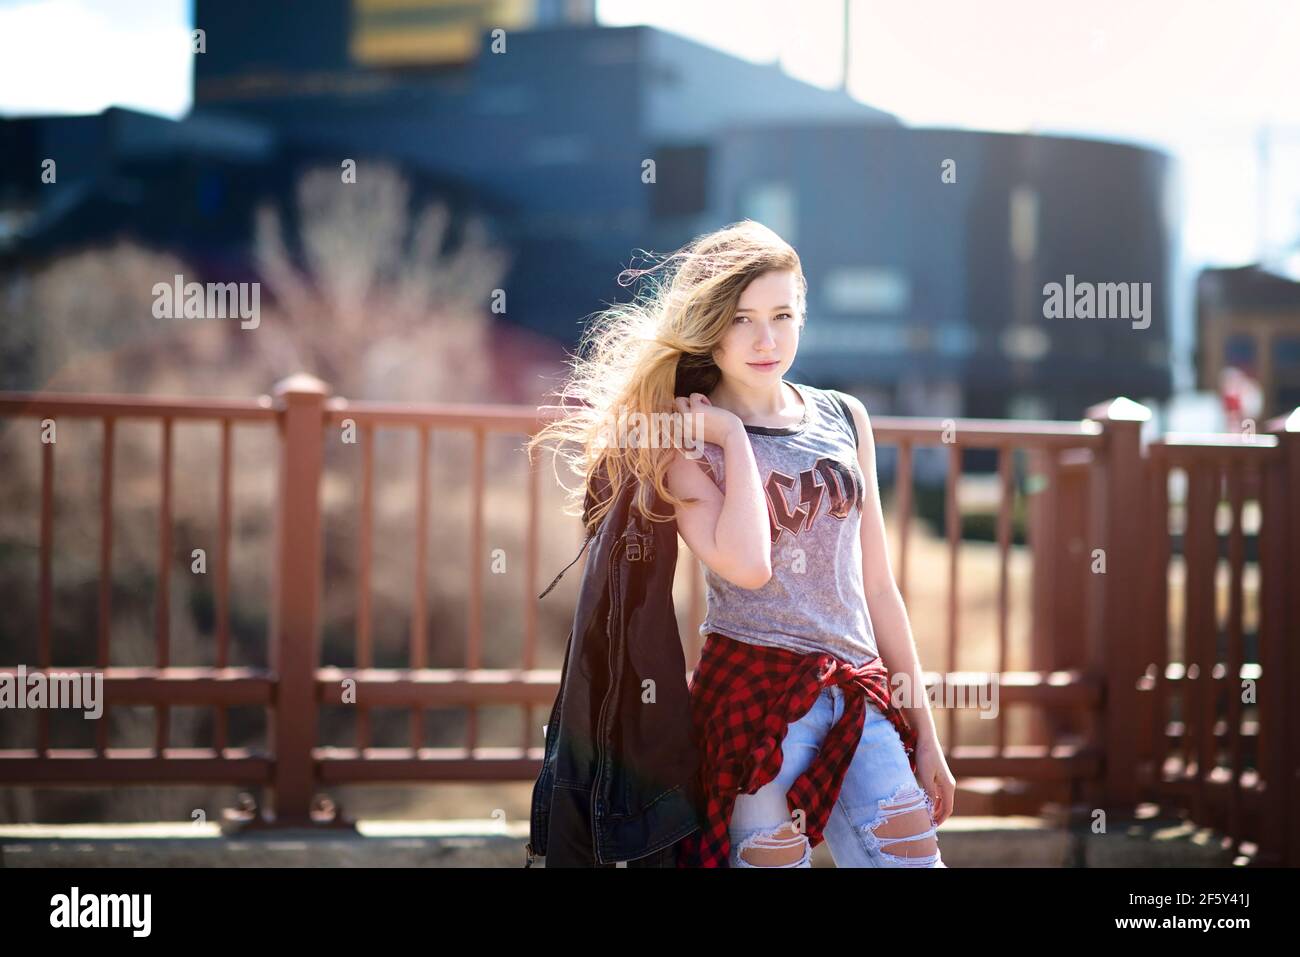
[529,220,955,867]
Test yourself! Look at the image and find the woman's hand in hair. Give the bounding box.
[674,392,743,449]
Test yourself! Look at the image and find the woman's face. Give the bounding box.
[712,269,803,388]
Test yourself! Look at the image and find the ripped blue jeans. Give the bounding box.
[729,684,945,868]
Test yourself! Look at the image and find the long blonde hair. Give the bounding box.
[526,219,808,534]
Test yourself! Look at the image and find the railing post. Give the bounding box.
[1027,448,1093,749]
[1263,408,1300,865]
[268,374,329,825]
[1026,447,1058,752]
[1082,397,1151,814]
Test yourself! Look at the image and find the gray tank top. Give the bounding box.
[694,381,880,665]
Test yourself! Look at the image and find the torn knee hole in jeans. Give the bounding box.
[859,782,942,866]
[736,823,810,867]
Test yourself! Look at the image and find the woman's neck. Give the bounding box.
[708,378,801,428]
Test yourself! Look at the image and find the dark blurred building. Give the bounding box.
[694,124,1173,420]
[1197,264,1300,417]
[1,1,1175,420]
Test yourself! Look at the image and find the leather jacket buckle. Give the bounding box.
[624,529,653,563]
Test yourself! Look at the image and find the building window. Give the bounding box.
[822,266,910,314]
[801,318,908,354]
[1224,333,1256,366]
[651,144,709,218]
[1009,185,1038,263]
[526,134,590,165]
[739,181,796,243]
[1000,324,1049,361]
[1008,393,1050,420]
[936,323,973,357]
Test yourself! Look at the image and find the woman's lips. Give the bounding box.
[747,360,780,370]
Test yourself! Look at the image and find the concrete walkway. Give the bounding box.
[0,814,1237,867]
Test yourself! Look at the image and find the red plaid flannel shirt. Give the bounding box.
[676,632,918,868]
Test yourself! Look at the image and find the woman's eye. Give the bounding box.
[732,315,749,323]
[776,313,792,321]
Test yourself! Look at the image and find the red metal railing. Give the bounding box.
[1,378,1296,863]
[1136,431,1298,865]
[3,390,278,787]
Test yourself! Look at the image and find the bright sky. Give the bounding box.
[603,0,1300,130]
[0,0,192,118]
[1,0,1297,282]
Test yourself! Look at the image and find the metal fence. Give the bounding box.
[1,376,1295,865]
